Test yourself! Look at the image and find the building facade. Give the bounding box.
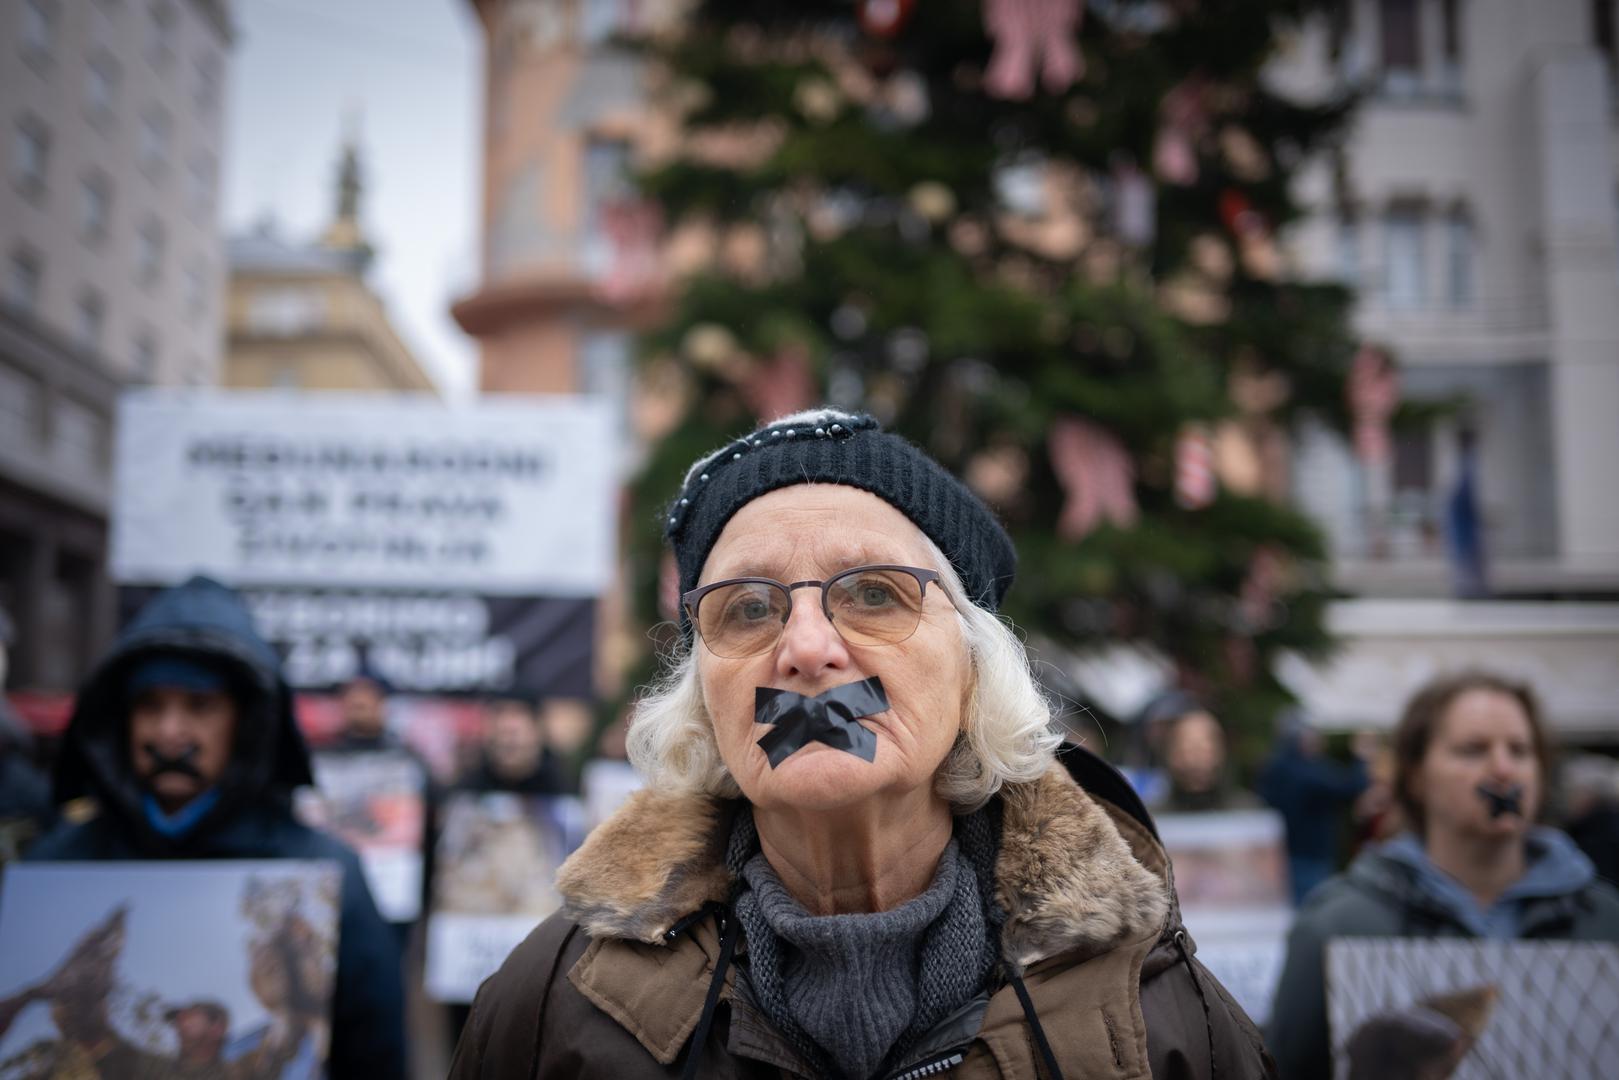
[0,0,232,689]
[452,0,680,405]
[223,138,439,396]
[1277,0,1619,738]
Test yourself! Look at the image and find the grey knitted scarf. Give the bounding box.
[727,803,1003,1080]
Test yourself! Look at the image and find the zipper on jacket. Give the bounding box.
[887,1050,965,1079]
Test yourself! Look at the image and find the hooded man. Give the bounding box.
[25,576,406,1079]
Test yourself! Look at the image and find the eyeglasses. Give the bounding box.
[682,564,947,659]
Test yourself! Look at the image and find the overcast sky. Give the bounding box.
[222,0,482,398]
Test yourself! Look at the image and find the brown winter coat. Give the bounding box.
[450,759,1274,1079]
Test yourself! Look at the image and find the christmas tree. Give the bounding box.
[622,0,1357,763]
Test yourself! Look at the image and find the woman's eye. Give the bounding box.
[856,584,894,606]
[733,599,771,621]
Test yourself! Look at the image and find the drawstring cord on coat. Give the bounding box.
[1173,929,1218,1079]
[682,906,740,1080]
[1008,971,1065,1080]
[680,911,1073,1080]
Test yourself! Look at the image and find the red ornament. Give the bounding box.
[1049,416,1138,540]
[740,345,817,424]
[1174,425,1216,510]
[984,0,1086,100]
[858,0,916,38]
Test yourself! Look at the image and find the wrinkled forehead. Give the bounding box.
[700,484,939,582]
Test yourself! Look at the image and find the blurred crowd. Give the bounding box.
[1,580,1616,1079]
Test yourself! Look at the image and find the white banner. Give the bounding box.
[111,391,616,596]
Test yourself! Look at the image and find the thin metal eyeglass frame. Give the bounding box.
[682,564,946,658]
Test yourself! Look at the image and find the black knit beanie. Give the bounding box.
[664,409,1016,628]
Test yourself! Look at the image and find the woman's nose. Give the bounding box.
[774,595,850,680]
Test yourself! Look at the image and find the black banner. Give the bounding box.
[117,587,595,698]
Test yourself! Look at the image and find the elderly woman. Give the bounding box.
[451,411,1269,1079]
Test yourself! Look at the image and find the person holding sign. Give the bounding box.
[451,410,1271,1080]
[1267,671,1619,1079]
[24,576,407,1079]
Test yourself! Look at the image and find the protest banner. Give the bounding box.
[1156,808,1292,1026]
[1326,937,1619,1080]
[293,749,428,924]
[423,793,587,1003]
[0,861,340,1080]
[110,391,614,697]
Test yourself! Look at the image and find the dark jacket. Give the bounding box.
[25,575,406,1080]
[0,698,53,862]
[1257,739,1368,863]
[451,748,1275,1079]
[1267,829,1619,1080]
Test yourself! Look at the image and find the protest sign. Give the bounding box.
[423,793,586,1003]
[295,750,428,923]
[0,861,339,1080]
[1326,937,1619,1080]
[1156,808,1291,1026]
[110,391,612,696]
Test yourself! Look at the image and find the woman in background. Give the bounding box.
[1267,671,1619,1078]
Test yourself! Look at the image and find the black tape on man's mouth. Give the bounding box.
[754,676,888,768]
[141,743,204,783]
[1477,782,1525,819]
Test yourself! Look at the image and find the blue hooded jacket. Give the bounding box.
[26,576,406,1080]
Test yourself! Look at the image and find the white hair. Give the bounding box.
[626,533,1062,811]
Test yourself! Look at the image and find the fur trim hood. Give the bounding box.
[556,761,1172,970]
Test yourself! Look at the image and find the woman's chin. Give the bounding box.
[748,743,899,810]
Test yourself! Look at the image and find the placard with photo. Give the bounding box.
[1326,937,1619,1080]
[296,749,427,923]
[0,860,340,1080]
[423,793,586,1003]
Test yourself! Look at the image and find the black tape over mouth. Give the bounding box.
[753,676,888,768]
[140,743,204,783]
[1477,781,1525,819]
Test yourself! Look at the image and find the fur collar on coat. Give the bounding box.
[555,762,1171,971]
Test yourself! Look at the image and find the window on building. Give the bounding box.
[581,138,630,271]
[53,397,103,473]
[247,286,324,335]
[1383,204,1427,310]
[75,289,105,352]
[1438,0,1464,92]
[147,1,175,71]
[5,246,43,312]
[86,53,119,127]
[12,114,50,198]
[1379,0,1422,94]
[183,258,206,316]
[195,51,220,110]
[136,218,164,285]
[1336,213,1361,285]
[21,0,56,65]
[132,329,158,381]
[80,172,112,244]
[1445,207,1476,308]
[583,138,630,234]
[0,366,42,447]
[139,108,170,175]
[187,154,213,217]
[1597,1,1617,76]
